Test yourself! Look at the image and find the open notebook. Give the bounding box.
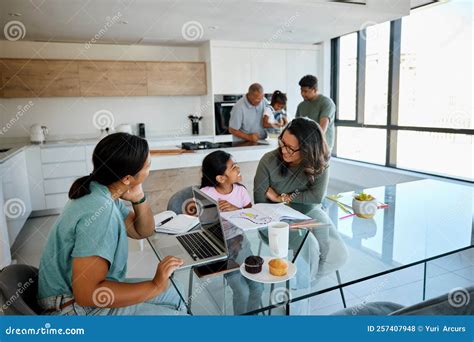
[154,210,199,234]
[219,203,311,231]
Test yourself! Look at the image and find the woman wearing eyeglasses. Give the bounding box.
[253,117,330,211]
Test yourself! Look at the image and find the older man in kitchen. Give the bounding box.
[228,83,268,142]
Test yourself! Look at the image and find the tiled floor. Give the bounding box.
[9,174,473,316]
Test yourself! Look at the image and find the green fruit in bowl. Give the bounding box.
[352,193,377,219]
[354,193,374,201]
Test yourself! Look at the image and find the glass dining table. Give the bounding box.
[147,179,473,315]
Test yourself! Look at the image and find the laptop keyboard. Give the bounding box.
[177,232,220,261]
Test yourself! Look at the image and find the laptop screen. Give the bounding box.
[192,189,226,250]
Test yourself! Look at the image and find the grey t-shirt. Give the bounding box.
[295,94,336,151]
[229,95,267,141]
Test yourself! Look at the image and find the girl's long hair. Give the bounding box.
[200,150,232,188]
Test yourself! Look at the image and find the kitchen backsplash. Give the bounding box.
[0,96,212,140]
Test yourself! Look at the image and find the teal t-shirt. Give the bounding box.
[38,181,131,300]
[295,94,336,151]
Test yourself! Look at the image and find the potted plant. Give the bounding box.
[352,192,378,219]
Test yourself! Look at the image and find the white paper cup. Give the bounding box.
[268,221,289,258]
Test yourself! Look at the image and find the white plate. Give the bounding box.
[239,256,297,284]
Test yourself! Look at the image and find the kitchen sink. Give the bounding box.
[0,148,10,153]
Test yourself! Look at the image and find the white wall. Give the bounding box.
[0,41,210,139]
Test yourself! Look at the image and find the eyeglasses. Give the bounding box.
[278,138,300,155]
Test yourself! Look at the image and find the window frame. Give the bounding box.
[331,15,474,182]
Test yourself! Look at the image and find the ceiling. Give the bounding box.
[0,0,426,46]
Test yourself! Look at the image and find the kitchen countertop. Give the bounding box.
[148,140,277,170]
[0,135,277,165]
[0,144,28,164]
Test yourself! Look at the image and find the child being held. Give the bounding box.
[263,90,288,134]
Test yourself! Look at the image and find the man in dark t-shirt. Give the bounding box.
[295,75,336,151]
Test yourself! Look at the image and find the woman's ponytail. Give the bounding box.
[68,133,149,200]
[68,174,94,199]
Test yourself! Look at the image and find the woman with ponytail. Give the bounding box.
[37,133,185,315]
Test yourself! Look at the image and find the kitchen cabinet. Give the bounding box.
[45,193,70,210]
[78,61,147,97]
[1,59,80,98]
[40,146,88,209]
[0,173,12,267]
[211,45,319,107]
[85,145,95,173]
[250,48,287,93]
[285,49,319,117]
[42,161,87,179]
[40,146,86,163]
[25,146,46,211]
[211,47,252,94]
[147,62,207,96]
[1,151,32,246]
[0,59,207,98]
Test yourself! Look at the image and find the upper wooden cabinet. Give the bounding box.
[1,59,80,97]
[146,62,207,96]
[78,61,148,97]
[0,58,207,98]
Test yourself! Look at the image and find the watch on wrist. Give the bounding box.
[131,194,147,205]
[280,193,288,204]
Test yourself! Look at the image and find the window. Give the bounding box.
[337,33,357,120]
[364,22,390,125]
[396,131,472,180]
[399,1,472,129]
[336,127,386,165]
[331,0,473,181]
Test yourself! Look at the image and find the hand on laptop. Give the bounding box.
[152,256,184,291]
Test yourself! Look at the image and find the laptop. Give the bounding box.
[153,187,229,269]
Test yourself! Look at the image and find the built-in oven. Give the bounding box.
[214,93,273,135]
[214,95,242,135]
[214,102,234,135]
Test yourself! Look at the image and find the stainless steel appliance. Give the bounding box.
[214,94,273,135]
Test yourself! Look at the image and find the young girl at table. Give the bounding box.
[200,150,252,212]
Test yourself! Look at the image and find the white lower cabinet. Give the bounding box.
[44,177,79,194]
[45,193,70,210]
[40,146,89,210]
[25,145,46,211]
[42,161,87,179]
[0,174,12,267]
[1,151,32,247]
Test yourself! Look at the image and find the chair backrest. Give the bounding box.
[167,186,198,215]
[390,286,474,316]
[332,286,474,316]
[0,264,41,315]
